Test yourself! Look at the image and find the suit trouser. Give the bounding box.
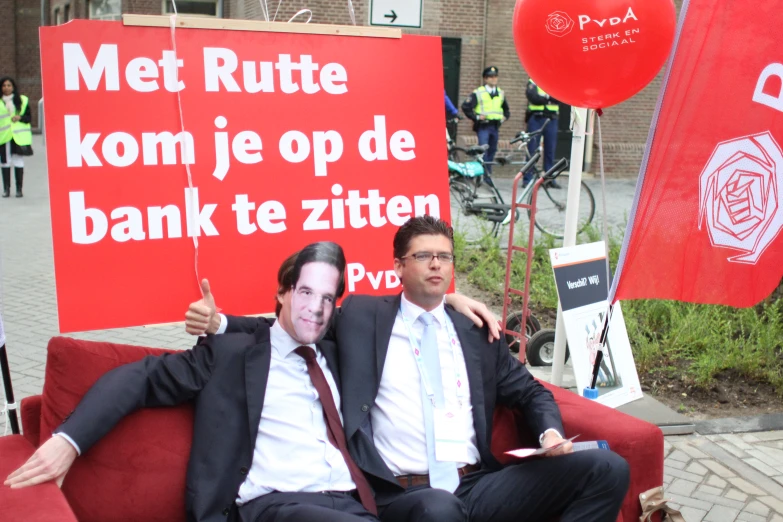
[378,450,630,522]
[476,123,499,174]
[525,114,558,182]
[238,491,378,522]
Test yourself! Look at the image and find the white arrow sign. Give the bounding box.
[370,0,422,28]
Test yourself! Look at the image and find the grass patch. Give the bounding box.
[453,226,783,395]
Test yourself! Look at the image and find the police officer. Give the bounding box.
[1,77,33,198]
[462,66,509,176]
[525,78,561,188]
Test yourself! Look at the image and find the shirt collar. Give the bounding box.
[270,320,316,358]
[400,292,446,327]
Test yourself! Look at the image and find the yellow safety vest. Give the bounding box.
[0,99,12,145]
[10,95,32,147]
[473,86,505,121]
[528,85,559,113]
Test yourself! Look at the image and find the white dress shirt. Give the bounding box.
[59,320,355,505]
[371,294,480,475]
[236,320,355,504]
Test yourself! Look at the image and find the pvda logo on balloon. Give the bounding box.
[544,7,641,53]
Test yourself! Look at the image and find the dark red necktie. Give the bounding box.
[295,346,377,515]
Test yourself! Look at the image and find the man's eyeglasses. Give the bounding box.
[400,252,455,264]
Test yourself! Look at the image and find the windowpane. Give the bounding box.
[88,0,122,20]
[164,0,218,16]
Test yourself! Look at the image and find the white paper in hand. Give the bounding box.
[504,435,580,458]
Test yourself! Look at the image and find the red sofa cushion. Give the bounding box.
[21,395,42,448]
[36,337,659,522]
[40,337,193,522]
[0,434,78,522]
[490,382,663,522]
[544,382,662,522]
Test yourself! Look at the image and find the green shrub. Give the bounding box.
[453,226,783,395]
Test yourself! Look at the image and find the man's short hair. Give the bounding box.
[275,252,299,317]
[393,215,455,259]
[275,242,347,316]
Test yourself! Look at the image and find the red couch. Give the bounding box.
[1,337,663,522]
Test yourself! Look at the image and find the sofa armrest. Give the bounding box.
[21,395,43,448]
[542,383,664,522]
[0,435,79,522]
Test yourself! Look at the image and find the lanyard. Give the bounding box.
[399,307,467,408]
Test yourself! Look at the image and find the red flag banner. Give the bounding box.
[40,20,446,332]
[610,0,783,307]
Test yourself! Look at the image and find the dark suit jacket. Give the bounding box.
[57,322,338,522]
[225,293,564,498]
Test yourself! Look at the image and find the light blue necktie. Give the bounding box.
[418,312,460,492]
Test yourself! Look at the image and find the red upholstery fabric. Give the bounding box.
[27,337,661,522]
[490,381,664,522]
[41,337,193,522]
[20,395,42,447]
[0,434,78,522]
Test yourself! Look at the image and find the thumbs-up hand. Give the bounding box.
[185,279,220,335]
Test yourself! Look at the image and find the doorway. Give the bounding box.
[442,37,462,139]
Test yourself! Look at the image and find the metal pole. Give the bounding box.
[551,106,588,387]
[0,344,21,434]
[583,111,595,172]
[38,98,44,143]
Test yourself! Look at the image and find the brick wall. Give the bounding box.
[1,1,18,81]
[588,1,684,176]
[123,0,164,15]
[12,0,47,130]
[7,0,681,175]
[226,0,680,177]
[228,0,487,140]
[484,0,526,141]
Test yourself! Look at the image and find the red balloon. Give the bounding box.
[513,0,677,109]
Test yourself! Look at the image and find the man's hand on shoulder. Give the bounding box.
[541,430,573,457]
[4,435,78,489]
[185,279,221,335]
[445,293,501,342]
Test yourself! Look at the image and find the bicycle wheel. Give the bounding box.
[528,175,595,239]
[449,178,472,211]
[449,178,503,243]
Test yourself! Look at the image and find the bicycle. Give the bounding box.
[448,121,594,241]
[446,123,546,242]
[448,141,513,242]
[499,122,596,239]
[449,150,572,242]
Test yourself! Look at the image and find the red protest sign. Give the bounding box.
[40,20,447,332]
[611,0,783,307]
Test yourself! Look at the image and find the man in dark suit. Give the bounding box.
[203,217,630,522]
[5,243,380,522]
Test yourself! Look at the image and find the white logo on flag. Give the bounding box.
[545,11,575,37]
[698,132,783,264]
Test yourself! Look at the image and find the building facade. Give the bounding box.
[1,0,681,175]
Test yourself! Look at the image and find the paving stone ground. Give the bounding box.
[1,136,782,521]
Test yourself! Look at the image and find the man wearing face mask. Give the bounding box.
[198,217,630,522]
[5,243,380,522]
